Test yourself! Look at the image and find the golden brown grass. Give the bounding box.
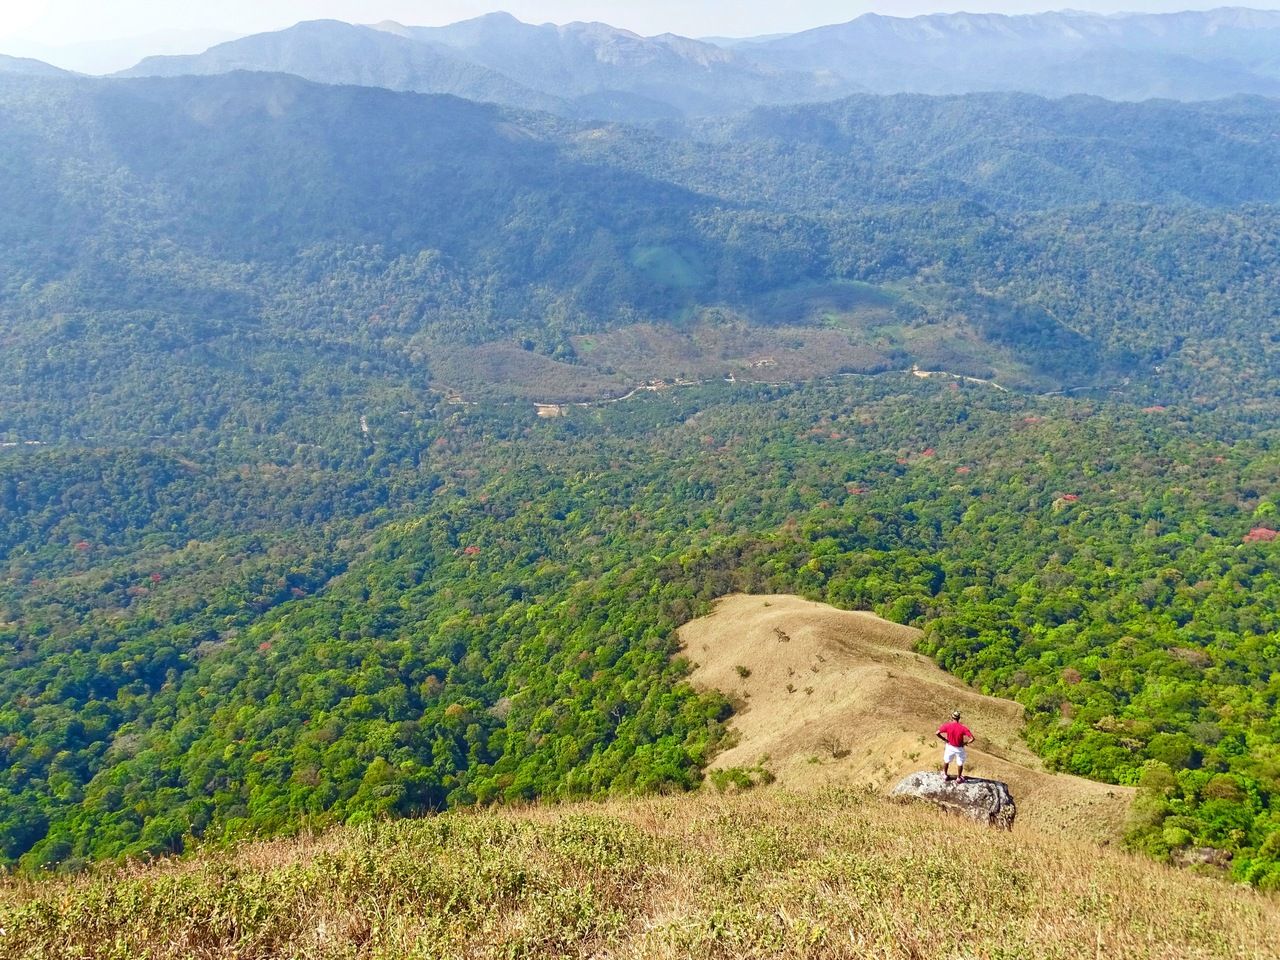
[681,595,1131,841]
[1,788,1275,959]
[2,595,1265,959]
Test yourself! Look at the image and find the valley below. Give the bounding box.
[3,7,1280,953]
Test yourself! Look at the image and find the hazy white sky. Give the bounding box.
[1,1,1258,46]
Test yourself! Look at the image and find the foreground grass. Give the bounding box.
[1,788,1276,959]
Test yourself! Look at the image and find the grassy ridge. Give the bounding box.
[1,788,1275,959]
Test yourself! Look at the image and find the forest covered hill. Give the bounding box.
[3,375,1280,887]
[6,72,1280,439]
[1,56,1279,895]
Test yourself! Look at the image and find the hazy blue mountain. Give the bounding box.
[680,92,1280,211]
[744,8,1280,100]
[117,13,852,121]
[378,12,847,118]
[0,54,72,77]
[5,29,242,76]
[115,19,565,114]
[113,8,1280,119]
[697,35,789,49]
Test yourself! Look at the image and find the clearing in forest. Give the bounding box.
[681,594,1131,842]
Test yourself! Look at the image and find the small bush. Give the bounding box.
[817,735,851,759]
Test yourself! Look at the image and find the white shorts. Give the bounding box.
[943,744,967,766]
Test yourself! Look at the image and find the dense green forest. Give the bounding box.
[2,71,1280,886]
[3,379,1279,886]
[5,74,1280,438]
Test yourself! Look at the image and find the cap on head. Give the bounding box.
[951,710,961,720]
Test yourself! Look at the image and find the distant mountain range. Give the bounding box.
[1,29,242,76]
[114,15,844,120]
[378,13,846,118]
[115,20,568,115]
[0,54,73,78]
[749,7,1280,101]
[99,8,1280,119]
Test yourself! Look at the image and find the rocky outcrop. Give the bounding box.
[890,772,1017,830]
[1173,846,1232,870]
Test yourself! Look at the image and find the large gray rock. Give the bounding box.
[890,771,1016,830]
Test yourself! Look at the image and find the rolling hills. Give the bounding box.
[3,372,1279,882]
[7,69,1280,440]
[682,92,1280,211]
[3,23,1280,896]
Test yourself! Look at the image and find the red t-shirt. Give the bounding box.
[938,721,973,747]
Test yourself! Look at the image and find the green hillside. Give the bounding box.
[2,70,1280,887]
[3,377,1280,886]
[6,74,1280,439]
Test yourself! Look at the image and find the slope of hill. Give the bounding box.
[8,70,1280,426]
[116,20,565,114]
[2,788,1275,959]
[746,8,1280,100]
[0,54,71,77]
[688,93,1280,211]
[682,595,1130,841]
[2,368,1280,880]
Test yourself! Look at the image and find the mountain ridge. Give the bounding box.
[747,6,1280,100]
[110,7,1280,116]
[0,53,74,77]
[116,19,568,115]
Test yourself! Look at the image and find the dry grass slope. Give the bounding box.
[680,594,1131,841]
[1,790,1275,959]
[5,594,1271,958]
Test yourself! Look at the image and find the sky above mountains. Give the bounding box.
[1,1,1262,73]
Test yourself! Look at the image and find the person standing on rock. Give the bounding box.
[937,710,975,783]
